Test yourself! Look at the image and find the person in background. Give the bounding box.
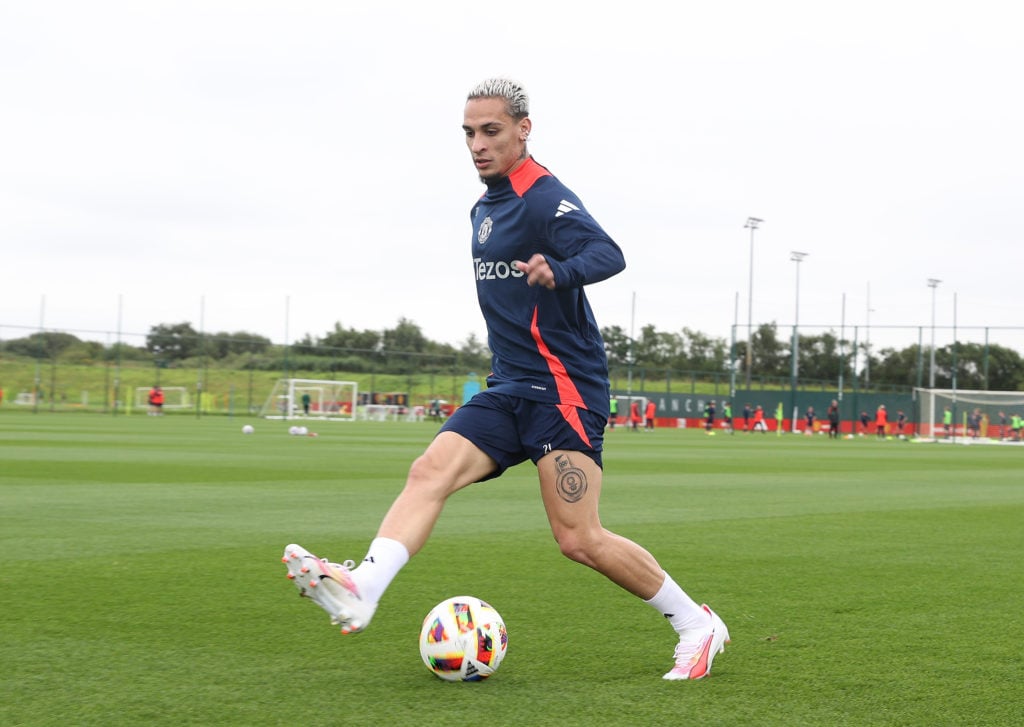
[148,385,164,416]
[875,404,888,438]
[804,406,815,435]
[826,399,840,439]
[644,398,657,431]
[752,404,767,433]
[967,408,981,439]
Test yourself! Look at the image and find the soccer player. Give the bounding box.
[629,399,642,431]
[147,385,163,416]
[804,406,815,435]
[644,398,657,431]
[875,404,888,438]
[752,404,767,433]
[704,400,716,434]
[282,78,728,681]
[968,408,982,439]
[826,399,840,439]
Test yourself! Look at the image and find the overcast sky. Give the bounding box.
[2,1,1022,358]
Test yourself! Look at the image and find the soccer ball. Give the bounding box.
[419,596,508,682]
[288,425,299,435]
[241,424,254,435]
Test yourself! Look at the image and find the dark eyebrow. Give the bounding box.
[463,120,505,131]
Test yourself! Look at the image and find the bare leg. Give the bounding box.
[536,450,664,599]
[376,431,497,557]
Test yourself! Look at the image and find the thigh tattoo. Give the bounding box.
[553,453,587,503]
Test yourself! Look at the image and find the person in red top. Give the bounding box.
[875,404,888,438]
[751,405,766,433]
[148,386,164,416]
[644,399,656,431]
[629,399,642,431]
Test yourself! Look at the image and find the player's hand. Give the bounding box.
[514,254,556,289]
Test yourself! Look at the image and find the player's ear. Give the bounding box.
[519,118,532,142]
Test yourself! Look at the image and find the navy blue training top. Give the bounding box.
[470,157,625,419]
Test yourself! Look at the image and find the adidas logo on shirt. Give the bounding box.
[555,200,579,217]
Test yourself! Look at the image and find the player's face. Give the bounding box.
[463,97,530,182]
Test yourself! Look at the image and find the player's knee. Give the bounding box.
[551,528,600,567]
[404,452,450,497]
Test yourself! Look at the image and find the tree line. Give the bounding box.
[3,319,1023,390]
[603,321,1024,391]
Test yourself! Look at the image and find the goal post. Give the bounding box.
[259,378,358,421]
[913,388,1024,440]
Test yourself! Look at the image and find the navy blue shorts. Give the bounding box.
[439,389,605,480]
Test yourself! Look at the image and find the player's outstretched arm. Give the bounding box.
[515,236,625,290]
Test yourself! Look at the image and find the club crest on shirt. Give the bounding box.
[477,216,493,245]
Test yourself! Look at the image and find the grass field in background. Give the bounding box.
[1,412,1021,726]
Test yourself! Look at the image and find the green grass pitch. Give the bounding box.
[1,413,1021,726]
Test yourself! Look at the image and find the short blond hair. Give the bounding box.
[467,78,529,119]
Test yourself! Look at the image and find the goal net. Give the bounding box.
[913,388,1024,440]
[134,386,190,410]
[259,378,358,421]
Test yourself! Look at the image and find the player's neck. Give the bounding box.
[483,155,532,188]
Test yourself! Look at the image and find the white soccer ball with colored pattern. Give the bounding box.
[419,596,508,681]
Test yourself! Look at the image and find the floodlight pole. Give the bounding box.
[626,291,636,397]
[865,282,875,390]
[744,217,763,390]
[790,252,809,429]
[730,291,739,398]
[838,292,846,401]
[927,278,941,387]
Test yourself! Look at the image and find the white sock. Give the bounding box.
[644,573,709,636]
[350,537,409,605]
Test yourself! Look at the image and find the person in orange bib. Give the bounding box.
[875,404,888,438]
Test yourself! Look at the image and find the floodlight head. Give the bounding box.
[790,251,809,262]
[744,216,764,229]
[927,278,942,288]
